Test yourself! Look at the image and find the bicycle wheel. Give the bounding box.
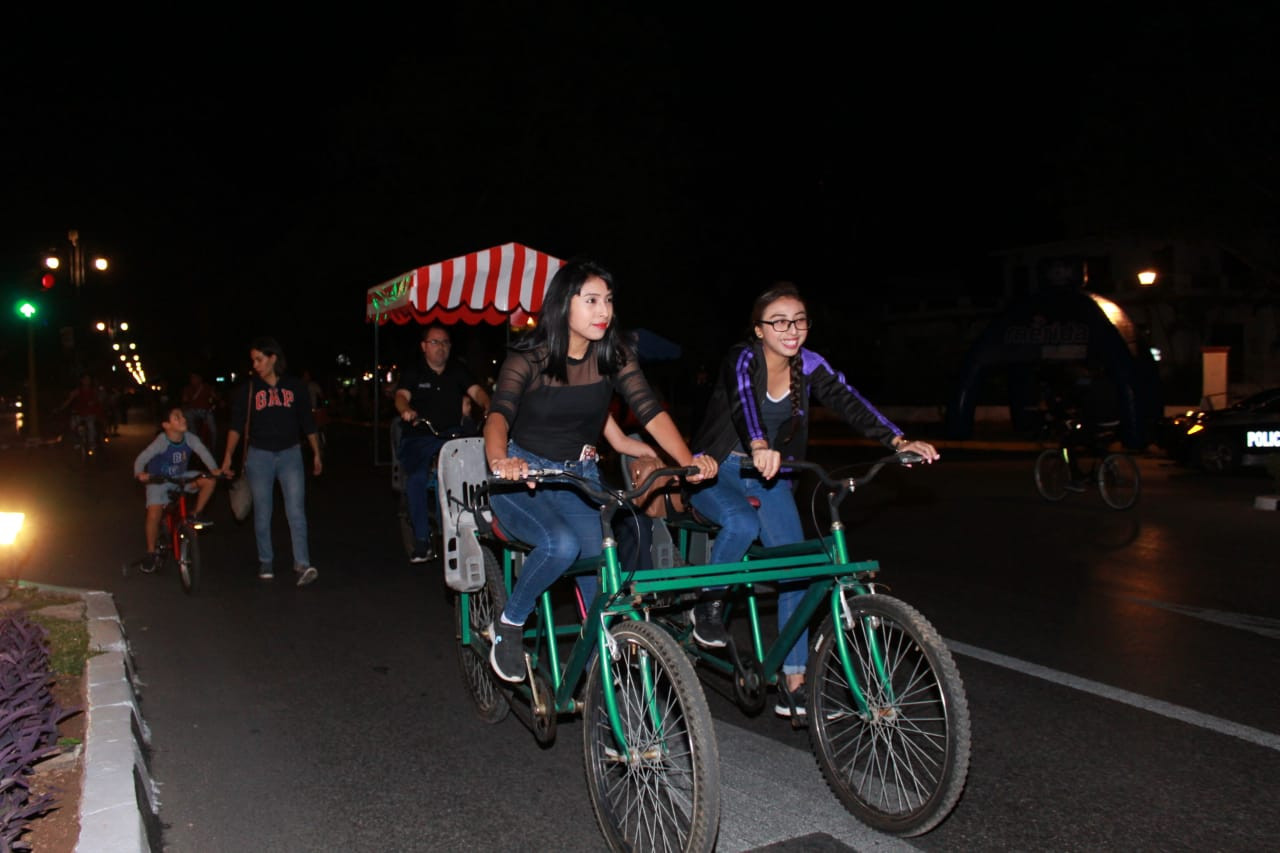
[1098,453,1140,510]
[1033,449,1070,501]
[583,620,720,853]
[178,529,201,594]
[453,544,509,723]
[808,594,970,837]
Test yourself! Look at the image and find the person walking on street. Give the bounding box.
[221,337,322,586]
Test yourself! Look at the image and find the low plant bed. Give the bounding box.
[0,586,91,853]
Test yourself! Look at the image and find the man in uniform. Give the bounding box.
[395,325,490,562]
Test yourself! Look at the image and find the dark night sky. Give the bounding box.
[3,6,1278,389]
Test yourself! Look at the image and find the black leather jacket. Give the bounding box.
[691,341,903,462]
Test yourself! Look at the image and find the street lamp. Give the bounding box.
[1137,269,1158,286]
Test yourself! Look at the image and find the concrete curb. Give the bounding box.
[76,590,155,853]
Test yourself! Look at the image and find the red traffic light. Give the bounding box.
[40,272,55,290]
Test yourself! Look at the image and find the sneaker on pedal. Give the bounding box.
[295,565,319,586]
[691,600,729,648]
[775,683,808,718]
[410,540,432,563]
[258,562,274,580]
[489,618,526,682]
[140,553,159,574]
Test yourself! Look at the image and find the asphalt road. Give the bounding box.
[3,418,1278,851]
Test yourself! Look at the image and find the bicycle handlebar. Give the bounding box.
[487,465,700,507]
[486,451,926,507]
[139,472,230,486]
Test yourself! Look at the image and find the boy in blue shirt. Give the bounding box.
[133,407,222,572]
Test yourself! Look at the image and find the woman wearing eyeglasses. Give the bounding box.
[687,283,940,717]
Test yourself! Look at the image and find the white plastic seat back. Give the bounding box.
[437,437,489,592]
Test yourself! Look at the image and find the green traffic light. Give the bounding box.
[16,300,38,319]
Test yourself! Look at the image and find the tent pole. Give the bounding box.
[373,318,381,466]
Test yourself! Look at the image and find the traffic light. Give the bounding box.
[16,299,38,320]
[40,272,55,290]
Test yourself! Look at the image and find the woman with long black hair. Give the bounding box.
[484,258,717,682]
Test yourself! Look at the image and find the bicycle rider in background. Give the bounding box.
[395,323,491,564]
[57,373,107,453]
[182,371,219,454]
[133,406,222,572]
[1053,364,1121,489]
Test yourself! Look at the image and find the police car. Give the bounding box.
[1165,387,1280,472]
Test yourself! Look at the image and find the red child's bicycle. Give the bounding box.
[126,473,222,594]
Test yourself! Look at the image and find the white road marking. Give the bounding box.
[946,639,1280,753]
[1119,596,1280,639]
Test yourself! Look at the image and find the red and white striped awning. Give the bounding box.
[365,242,564,326]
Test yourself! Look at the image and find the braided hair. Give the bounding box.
[749,283,806,446]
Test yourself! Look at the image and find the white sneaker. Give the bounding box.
[295,565,318,586]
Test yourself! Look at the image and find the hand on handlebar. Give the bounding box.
[896,440,941,465]
[489,456,532,486]
[688,453,717,483]
[751,447,783,480]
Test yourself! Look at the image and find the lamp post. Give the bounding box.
[45,229,109,293]
[16,300,41,439]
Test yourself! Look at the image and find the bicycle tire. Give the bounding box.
[178,529,201,595]
[1033,449,1070,501]
[453,544,510,723]
[583,619,721,853]
[808,594,970,837]
[1098,453,1140,510]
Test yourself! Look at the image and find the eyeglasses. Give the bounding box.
[760,317,811,332]
[425,339,451,348]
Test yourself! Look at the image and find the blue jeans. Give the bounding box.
[690,453,809,673]
[489,442,602,625]
[246,445,311,568]
[400,432,445,542]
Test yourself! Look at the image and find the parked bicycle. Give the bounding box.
[440,437,969,849]
[125,472,224,594]
[1034,417,1141,510]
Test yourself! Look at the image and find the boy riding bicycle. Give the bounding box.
[133,407,222,572]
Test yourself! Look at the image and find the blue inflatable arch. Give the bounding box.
[945,288,1162,449]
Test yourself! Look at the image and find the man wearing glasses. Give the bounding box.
[395,324,491,562]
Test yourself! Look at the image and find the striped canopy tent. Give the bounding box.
[366,242,563,327]
[365,242,563,465]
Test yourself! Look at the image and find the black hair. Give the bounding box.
[250,336,287,375]
[514,257,628,382]
[421,323,449,342]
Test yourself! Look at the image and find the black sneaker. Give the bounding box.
[410,540,431,563]
[489,619,526,682]
[140,553,159,574]
[690,600,729,648]
[775,685,808,719]
[258,562,274,580]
